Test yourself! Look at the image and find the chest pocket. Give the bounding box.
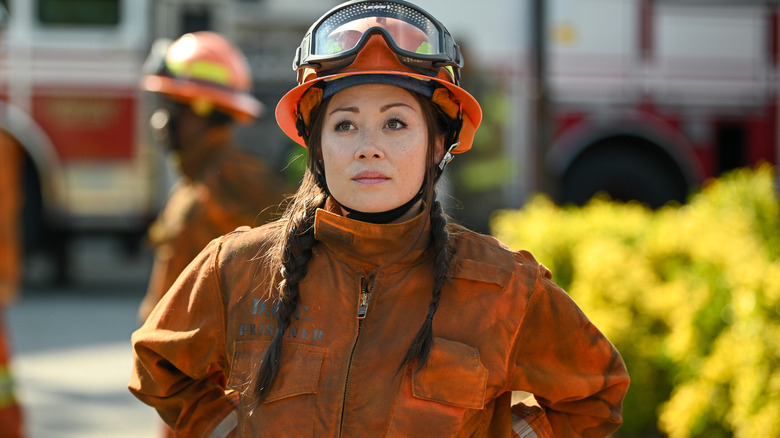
[387,337,488,437]
[451,257,513,288]
[228,341,327,437]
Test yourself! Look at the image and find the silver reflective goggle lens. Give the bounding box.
[293,0,462,80]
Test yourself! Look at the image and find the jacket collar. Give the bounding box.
[314,198,431,269]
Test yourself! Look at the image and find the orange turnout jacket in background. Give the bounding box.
[0,133,22,306]
[138,126,290,321]
[0,132,25,438]
[130,201,629,437]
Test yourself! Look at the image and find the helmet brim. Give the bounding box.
[142,75,265,124]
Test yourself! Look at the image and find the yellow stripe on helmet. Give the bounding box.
[167,59,232,86]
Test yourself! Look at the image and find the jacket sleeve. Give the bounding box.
[138,216,219,322]
[138,184,218,323]
[129,236,237,438]
[0,135,22,305]
[508,260,630,437]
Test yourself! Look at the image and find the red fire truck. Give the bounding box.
[540,0,779,208]
[0,0,158,283]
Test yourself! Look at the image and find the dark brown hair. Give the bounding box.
[252,87,458,405]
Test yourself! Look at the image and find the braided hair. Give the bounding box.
[253,88,458,405]
[252,108,329,404]
[398,92,457,372]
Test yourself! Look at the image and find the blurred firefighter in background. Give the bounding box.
[0,131,25,438]
[137,31,291,322]
[137,30,291,437]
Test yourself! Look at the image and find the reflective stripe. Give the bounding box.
[208,410,238,438]
[166,58,231,86]
[512,414,539,438]
[0,365,17,408]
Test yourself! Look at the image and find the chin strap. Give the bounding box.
[340,187,424,224]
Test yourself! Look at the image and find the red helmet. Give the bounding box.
[141,31,263,123]
[276,0,482,152]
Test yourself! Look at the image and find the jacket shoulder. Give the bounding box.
[217,220,282,264]
[449,227,545,289]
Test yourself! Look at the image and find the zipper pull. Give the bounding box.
[357,276,372,319]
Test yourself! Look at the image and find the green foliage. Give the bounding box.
[491,164,780,437]
[282,147,308,187]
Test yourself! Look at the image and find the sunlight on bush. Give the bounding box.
[491,164,780,437]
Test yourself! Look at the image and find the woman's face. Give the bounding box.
[320,83,438,218]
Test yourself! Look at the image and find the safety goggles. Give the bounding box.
[292,0,463,81]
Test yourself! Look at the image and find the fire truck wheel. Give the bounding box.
[22,154,71,286]
[22,155,45,256]
[560,140,690,209]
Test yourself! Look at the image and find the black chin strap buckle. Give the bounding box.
[438,142,460,171]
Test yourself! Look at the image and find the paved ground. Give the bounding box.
[7,237,160,437]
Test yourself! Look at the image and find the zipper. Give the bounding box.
[339,275,374,436]
[356,276,373,319]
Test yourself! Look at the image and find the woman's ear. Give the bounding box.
[433,134,446,164]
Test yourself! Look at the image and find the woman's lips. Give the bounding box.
[353,170,389,184]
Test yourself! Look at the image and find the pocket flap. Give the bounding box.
[452,258,513,288]
[228,341,327,403]
[411,337,488,410]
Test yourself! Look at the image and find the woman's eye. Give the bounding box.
[334,121,353,132]
[386,119,407,130]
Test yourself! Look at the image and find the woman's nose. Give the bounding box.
[355,131,384,159]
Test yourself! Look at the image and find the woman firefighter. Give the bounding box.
[129,1,629,436]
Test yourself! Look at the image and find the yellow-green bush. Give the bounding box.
[491,164,780,437]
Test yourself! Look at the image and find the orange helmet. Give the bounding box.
[276,0,482,153]
[141,31,263,124]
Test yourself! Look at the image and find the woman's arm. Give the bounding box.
[129,236,237,437]
[509,261,630,438]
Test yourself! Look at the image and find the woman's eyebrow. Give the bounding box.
[328,106,359,115]
[381,102,414,112]
[328,102,415,116]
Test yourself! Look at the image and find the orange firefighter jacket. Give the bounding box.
[129,203,629,437]
[138,126,290,321]
[0,134,22,306]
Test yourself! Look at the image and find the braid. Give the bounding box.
[252,93,331,406]
[254,187,322,404]
[399,196,452,372]
[396,92,458,373]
